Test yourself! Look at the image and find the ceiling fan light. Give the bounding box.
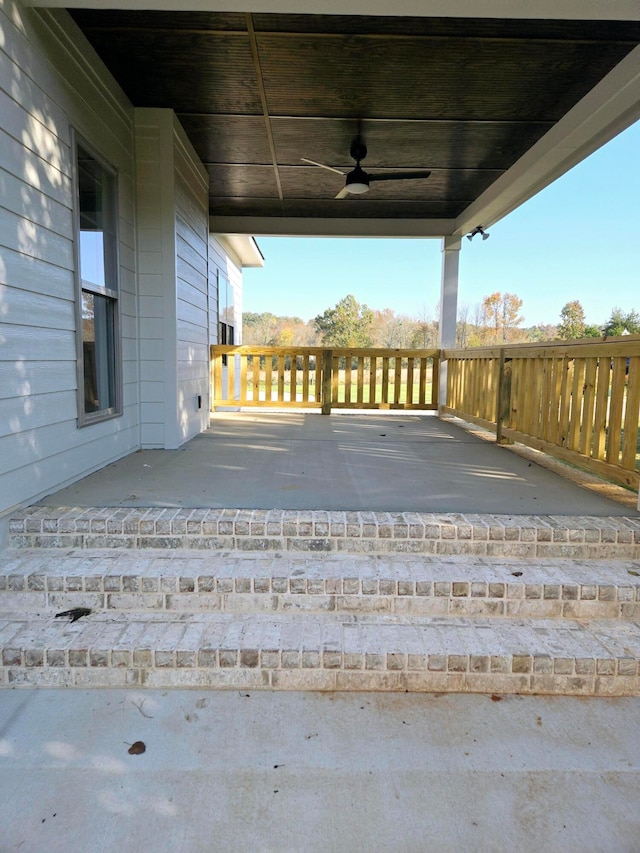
[346,181,369,194]
[344,164,370,195]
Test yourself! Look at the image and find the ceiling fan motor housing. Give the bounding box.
[345,164,370,193]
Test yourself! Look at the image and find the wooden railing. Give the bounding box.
[210,345,439,413]
[443,335,640,490]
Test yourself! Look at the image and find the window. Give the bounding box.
[218,272,235,346]
[218,273,234,365]
[73,134,121,424]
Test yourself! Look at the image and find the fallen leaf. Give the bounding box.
[490,695,503,702]
[511,571,523,577]
[55,607,92,623]
[128,741,146,755]
[627,569,640,577]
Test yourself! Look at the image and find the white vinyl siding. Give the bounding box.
[135,109,209,448]
[175,135,210,441]
[0,0,138,516]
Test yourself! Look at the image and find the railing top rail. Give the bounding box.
[443,347,503,359]
[211,345,326,355]
[328,347,439,358]
[444,334,640,360]
[211,345,439,358]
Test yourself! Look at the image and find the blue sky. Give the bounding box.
[243,120,639,329]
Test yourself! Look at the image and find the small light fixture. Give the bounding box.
[345,165,370,194]
[466,225,490,241]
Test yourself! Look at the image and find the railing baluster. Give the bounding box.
[302,354,310,402]
[265,355,273,402]
[240,355,248,404]
[381,357,389,404]
[370,356,377,404]
[228,352,235,402]
[322,349,332,414]
[579,358,597,455]
[406,357,414,405]
[332,354,340,406]
[568,358,586,451]
[275,355,282,402]
[621,356,640,471]
[592,357,610,460]
[607,357,627,464]
[557,358,573,446]
[212,350,222,411]
[357,356,365,405]
[290,352,297,403]
[344,353,352,404]
[419,357,427,406]
[394,356,402,405]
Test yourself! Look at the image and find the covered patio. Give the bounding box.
[38,411,637,516]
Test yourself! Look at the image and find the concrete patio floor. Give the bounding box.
[40,412,638,516]
[1,689,639,852]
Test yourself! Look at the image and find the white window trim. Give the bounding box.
[71,129,123,427]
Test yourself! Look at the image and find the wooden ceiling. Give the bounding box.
[69,11,640,227]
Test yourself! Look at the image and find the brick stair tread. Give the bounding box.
[3,548,640,588]
[2,611,640,662]
[10,508,640,558]
[3,549,639,621]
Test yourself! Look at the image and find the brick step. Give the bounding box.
[1,611,639,695]
[2,549,639,619]
[9,508,640,559]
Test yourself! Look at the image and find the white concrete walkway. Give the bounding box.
[1,689,639,852]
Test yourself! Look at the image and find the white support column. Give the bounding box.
[438,235,462,412]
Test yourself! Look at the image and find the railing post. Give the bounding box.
[496,348,513,444]
[210,345,221,412]
[432,353,440,409]
[321,349,333,415]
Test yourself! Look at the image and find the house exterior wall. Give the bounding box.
[175,128,210,443]
[135,111,175,449]
[0,1,139,516]
[135,108,210,449]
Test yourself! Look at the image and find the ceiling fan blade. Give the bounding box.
[335,186,351,199]
[301,158,345,176]
[368,170,432,182]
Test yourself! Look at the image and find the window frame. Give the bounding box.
[218,270,235,346]
[218,271,235,365]
[71,129,123,427]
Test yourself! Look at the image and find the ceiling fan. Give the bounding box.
[302,130,431,199]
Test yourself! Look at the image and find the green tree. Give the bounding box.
[313,294,374,347]
[603,307,640,337]
[584,325,603,338]
[243,312,280,345]
[557,300,586,339]
[526,323,558,342]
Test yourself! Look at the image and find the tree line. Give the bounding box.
[243,294,640,349]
